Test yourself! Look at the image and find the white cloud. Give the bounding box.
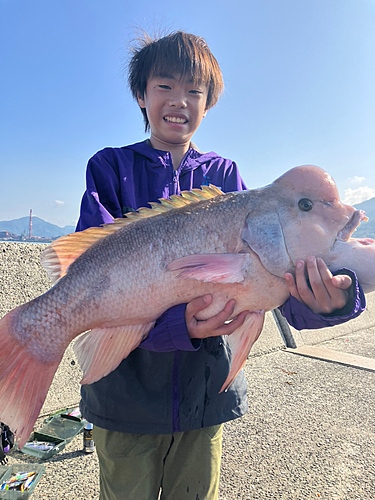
[55,200,65,205]
[348,176,365,186]
[342,187,375,205]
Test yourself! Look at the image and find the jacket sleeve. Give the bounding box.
[76,152,123,230]
[223,161,248,192]
[279,269,366,330]
[138,304,202,352]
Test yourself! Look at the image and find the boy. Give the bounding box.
[76,31,364,500]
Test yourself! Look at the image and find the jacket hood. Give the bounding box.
[124,140,222,173]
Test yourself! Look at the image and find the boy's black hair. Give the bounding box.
[128,31,224,132]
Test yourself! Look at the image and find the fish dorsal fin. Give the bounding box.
[41,219,131,284]
[41,184,224,284]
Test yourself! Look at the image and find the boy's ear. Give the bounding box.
[137,92,146,109]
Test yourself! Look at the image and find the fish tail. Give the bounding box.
[0,309,62,448]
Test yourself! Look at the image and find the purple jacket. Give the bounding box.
[77,140,365,434]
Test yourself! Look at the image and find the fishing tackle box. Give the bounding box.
[0,463,45,499]
[18,408,87,460]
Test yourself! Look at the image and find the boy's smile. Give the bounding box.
[164,115,188,124]
[137,74,208,161]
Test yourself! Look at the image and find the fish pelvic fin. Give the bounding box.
[166,253,250,283]
[0,309,63,448]
[73,322,155,385]
[220,310,265,393]
[42,184,224,284]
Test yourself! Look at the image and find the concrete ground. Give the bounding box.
[1,242,375,499]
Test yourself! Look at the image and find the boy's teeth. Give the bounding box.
[164,116,186,123]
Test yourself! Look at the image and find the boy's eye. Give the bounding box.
[158,85,171,90]
[189,89,203,95]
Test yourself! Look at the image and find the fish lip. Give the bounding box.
[336,210,368,241]
[355,238,375,245]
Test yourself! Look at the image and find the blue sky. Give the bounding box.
[1,0,374,227]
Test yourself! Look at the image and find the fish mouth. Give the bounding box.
[337,210,369,242]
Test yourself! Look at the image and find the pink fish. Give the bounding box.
[1,165,374,447]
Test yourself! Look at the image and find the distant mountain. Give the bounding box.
[353,197,375,239]
[0,216,75,238]
[354,197,375,218]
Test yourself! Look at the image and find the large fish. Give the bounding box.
[1,165,375,446]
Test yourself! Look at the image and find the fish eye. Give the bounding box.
[298,198,313,212]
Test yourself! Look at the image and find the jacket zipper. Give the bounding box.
[172,169,178,195]
[172,165,180,431]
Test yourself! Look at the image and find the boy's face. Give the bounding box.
[137,74,208,151]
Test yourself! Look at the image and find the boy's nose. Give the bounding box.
[168,93,187,108]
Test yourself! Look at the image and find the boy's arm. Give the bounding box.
[222,161,247,192]
[140,296,249,352]
[139,304,199,352]
[142,262,366,351]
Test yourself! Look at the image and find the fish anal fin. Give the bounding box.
[0,309,63,448]
[166,253,250,284]
[74,322,155,385]
[220,310,265,393]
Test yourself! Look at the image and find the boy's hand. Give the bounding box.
[186,295,249,339]
[284,256,352,314]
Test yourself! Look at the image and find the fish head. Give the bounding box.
[273,165,359,261]
[242,165,375,292]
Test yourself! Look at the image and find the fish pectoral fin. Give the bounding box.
[242,213,292,277]
[73,322,155,385]
[166,253,250,284]
[219,310,265,393]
